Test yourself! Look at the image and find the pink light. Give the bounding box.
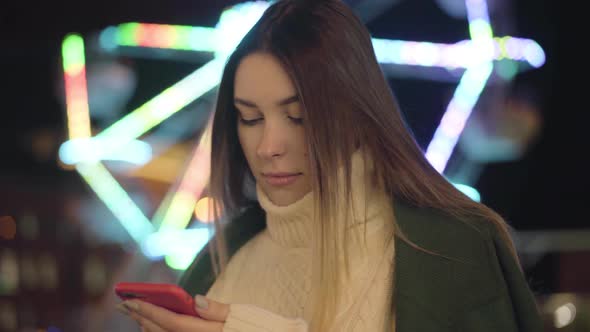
[440,107,467,138]
[136,24,177,49]
[177,119,213,199]
[399,42,418,65]
[64,68,91,139]
[504,37,522,59]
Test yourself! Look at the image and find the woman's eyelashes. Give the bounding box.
[238,114,304,126]
[239,117,262,126]
[287,116,304,125]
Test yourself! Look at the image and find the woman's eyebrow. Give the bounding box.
[234,95,299,108]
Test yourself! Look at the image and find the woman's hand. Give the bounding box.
[117,295,229,332]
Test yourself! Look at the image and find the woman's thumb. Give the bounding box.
[194,295,230,322]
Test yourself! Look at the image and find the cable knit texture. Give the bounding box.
[207,151,396,332]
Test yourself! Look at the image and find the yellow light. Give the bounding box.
[194,197,220,223]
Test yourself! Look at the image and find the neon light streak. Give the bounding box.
[76,162,154,243]
[453,182,481,202]
[426,63,493,172]
[106,24,545,70]
[142,228,212,260]
[425,0,502,173]
[110,23,217,52]
[158,120,212,231]
[62,34,92,139]
[59,138,152,165]
[95,58,225,147]
[372,37,543,69]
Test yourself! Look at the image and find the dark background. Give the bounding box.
[1,0,572,230]
[1,1,586,331]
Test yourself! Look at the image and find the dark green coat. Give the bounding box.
[179,200,544,331]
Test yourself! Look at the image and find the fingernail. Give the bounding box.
[195,295,209,310]
[123,301,140,312]
[116,303,131,315]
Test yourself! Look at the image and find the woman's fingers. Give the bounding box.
[194,295,231,323]
[129,311,167,332]
[118,300,224,332]
[117,301,167,332]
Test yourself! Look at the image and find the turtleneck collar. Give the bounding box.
[256,150,391,248]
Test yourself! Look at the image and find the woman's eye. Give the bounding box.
[238,115,302,126]
[288,116,304,125]
[239,118,263,126]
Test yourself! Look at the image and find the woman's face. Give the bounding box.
[234,52,312,206]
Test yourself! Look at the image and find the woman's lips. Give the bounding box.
[263,173,301,186]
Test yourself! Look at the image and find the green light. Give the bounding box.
[495,59,518,80]
[165,251,198,270]
[62,34,85,74]
[159,192,197,232]
[496,36,509,59]
[96,57,226,146]
[76,163,154,243]
[160,228,213,270]
[173,25,193,50]
[469,19,493,40]
[118,23,139,46]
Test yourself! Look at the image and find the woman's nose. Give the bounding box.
[256,123,287,159]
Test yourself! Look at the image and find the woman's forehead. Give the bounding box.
[234,53,297,105]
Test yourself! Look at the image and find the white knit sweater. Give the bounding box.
[207,153,396,331]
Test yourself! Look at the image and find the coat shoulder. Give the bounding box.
[393,200,542,332]
[393,200,498,266]
[393,200,513,311]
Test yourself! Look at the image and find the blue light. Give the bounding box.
[142,227,215,270]
[453,183,481,202]
[59,138,152,165]
[98,26,118,51]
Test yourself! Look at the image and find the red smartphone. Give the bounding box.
[114,282,199,317]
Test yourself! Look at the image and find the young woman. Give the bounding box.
[119,0,543,331]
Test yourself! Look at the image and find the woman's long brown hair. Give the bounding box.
[208,0,519,330]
